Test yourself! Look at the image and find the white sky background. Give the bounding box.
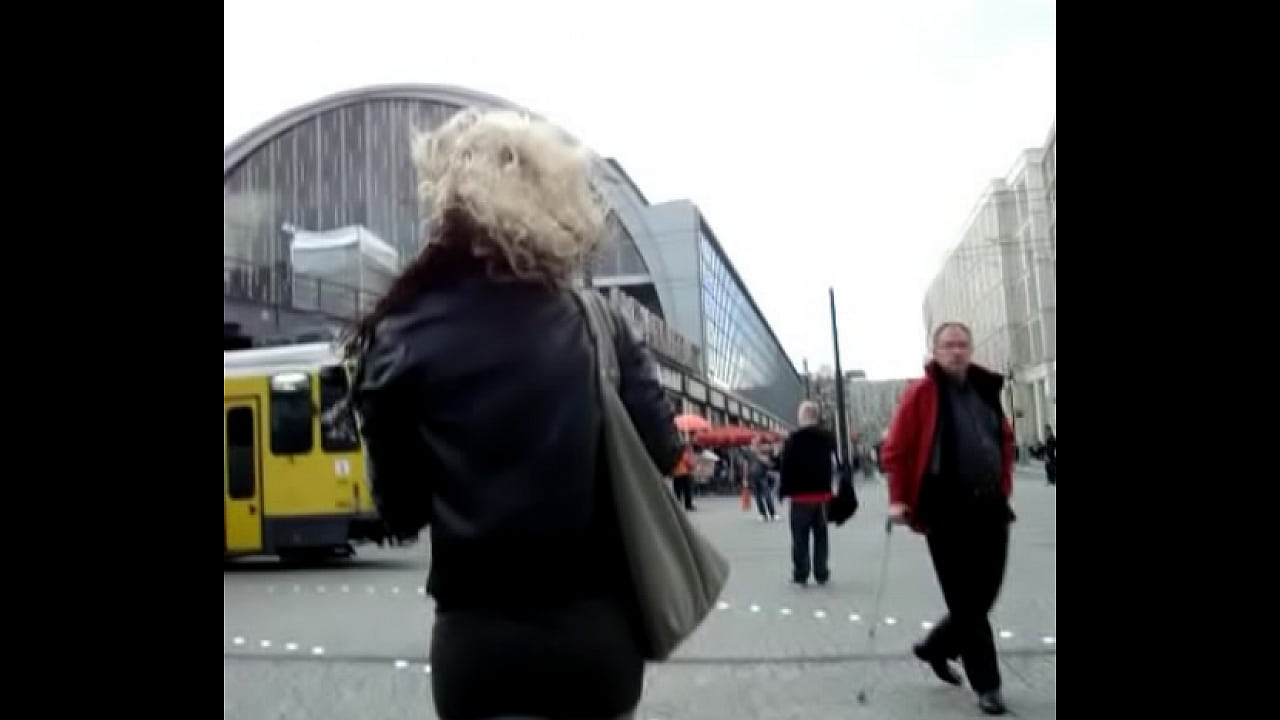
[224,0,1055,380]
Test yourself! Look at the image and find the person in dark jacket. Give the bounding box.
[671,442,697,510]
[1042,425,1056,485]
[882,322,1015,716]
[778,401,837,585]
[746,437,778,521]
[346,108,681,720]
[767,442,782,496]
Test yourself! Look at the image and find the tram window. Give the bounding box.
[270,372,314,455]
[226,407,257,500]
[319,366,360,453]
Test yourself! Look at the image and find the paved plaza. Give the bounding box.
[224,472,1056,719]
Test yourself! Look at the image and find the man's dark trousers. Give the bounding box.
[789,501,829,583]
[917,512,1010,692]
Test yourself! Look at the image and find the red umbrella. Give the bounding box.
[695,425,756,448]
[675,414,711,433]
[693,431,732,448]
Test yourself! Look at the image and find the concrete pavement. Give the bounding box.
[224,476,1056,718]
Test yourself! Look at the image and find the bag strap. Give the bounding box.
[573,289,621,391]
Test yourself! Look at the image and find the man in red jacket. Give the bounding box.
[882,322,1016,716]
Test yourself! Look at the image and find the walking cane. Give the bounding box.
[856,517,895,705]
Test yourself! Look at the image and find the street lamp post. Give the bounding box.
[829,288,851,465]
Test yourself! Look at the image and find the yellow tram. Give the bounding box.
[223,343,385,559]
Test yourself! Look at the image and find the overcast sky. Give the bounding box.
[224,0,1055,379]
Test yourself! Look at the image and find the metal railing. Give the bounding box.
[226,257,797,430]
[224,256,382,322]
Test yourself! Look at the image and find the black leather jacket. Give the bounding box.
[354,275,681,609]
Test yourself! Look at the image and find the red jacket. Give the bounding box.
[882,362,1014,533]
[672,446,695,477]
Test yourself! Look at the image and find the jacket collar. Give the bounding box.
[924,360,1005,396]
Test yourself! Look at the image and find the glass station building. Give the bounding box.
[224,84,802,428]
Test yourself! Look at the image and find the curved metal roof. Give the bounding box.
[223,83,667,283]
[223,83,530,176]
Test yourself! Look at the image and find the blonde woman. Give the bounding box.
[346,109,681,720]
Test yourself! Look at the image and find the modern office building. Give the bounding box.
[1043,122,1056,257]
[845,377,911,442]
[224,83,799,429]
[923,126,1057,445]
[805,366,908,443]
[923,180,1018,373]
[1006,148,1056,436]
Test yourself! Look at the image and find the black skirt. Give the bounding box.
[430,594,644,720]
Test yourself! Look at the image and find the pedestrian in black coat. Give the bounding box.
[1043,425,1056,485]
[348,109,681,720]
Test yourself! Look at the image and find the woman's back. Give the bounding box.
[360,274,677,719]
[349,107,680,720]
[402,276,599,535]
[363,272,677,608]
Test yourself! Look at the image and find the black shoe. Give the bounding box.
[815,574,830,586]
[977,690,1008,715]
[912,643,962,686]
[791,577,808,587]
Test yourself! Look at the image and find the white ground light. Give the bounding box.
[227,585,1055,635]
[227,596,1054,668]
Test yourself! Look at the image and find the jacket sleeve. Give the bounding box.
[777,437,796,498]
[1000,415,1015,499]
[882,381,921,506]
[612,308,682,475]
[354,332,433,539]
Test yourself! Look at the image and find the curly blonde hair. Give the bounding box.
[411,109,606,285]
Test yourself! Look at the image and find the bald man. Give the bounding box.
[778,401,838,585]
